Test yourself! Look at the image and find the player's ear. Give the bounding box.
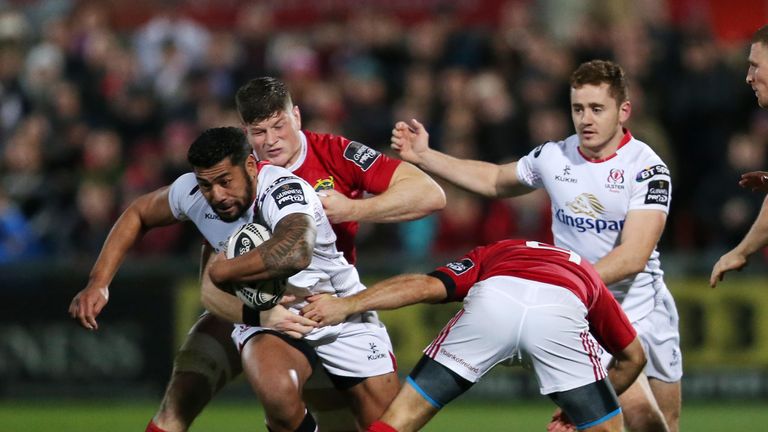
[292,104,302,129]
[245,154,258,178]
[619,100,631,123]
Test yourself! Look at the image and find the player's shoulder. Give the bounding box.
[258,163,306,187]
[306,129,387,171]
[169,172,202,199]
[622,135,670,180]
[303,129,349,152]
[167,172,210,220]
[526,136,573,162]
[623,134,666,165]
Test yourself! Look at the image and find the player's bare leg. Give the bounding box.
[374,381,439,432]
[150,313,240,432]
[580,413,624,432]
[343,371,401,428]
[241,333,315,432]
[649,379,681,432]
[303,367,358,432]
[618,373,669,432]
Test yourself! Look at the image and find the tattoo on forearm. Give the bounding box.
[258,213,315,278]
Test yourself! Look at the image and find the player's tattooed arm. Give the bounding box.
[209,213,316,286]
[259,213,315,278]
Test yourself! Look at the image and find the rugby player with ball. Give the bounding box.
[70,127,401,432]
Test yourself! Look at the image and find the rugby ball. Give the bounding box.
[226,223,287,311]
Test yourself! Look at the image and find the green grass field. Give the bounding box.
[0,400,765,431]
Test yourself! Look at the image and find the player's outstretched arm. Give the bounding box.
[390,118,528,198]
[606,336,646,396]
[301,274,447,327]
[710,195,768,287]
[739,170,768,192]
[321,161,446,224]
[209,213,316,286]
[710,250,748,288]
[68,187,177,330]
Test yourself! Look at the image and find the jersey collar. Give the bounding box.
[285,131,308,172]
[577,128,632,163]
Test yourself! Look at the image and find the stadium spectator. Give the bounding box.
[0,0,761,261]
[695,133,766,250]
[391,60,680,431]
[0,184,43,263]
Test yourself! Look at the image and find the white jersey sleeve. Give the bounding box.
[253,165,365,298]
[628,160,671,213]
[167,173,201,222]
[515,143,548,189]
[253,164,337,248]
[255,167,316,229]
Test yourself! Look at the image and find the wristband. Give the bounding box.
[242,305,261,326]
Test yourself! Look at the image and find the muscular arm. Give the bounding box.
[69,187,178,329]
[710,194,768,287]
[200,253,317,338]
[321,161,446,223]
[606,336,646,396]
[208,213,316,285]
[593,210,666,285]
[302,274,447,326]
[391,119,533,198]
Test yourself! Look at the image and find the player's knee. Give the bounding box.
[304,371,358,431]
[255,374,304,407]
[246,368,305,419]
[260,390,307,431]
[265,409,317,432]
[347,373,400,424]
[152,371,216,432]
[165,372,215,412]
[173,331,237,395]
[663,410,680,432]
[622,406,669,432]
[157,329,238,429]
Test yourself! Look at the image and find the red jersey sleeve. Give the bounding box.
[326,133,401,194]
[428,247,484,302]
[357,149,401,194]
[587,285,637,354]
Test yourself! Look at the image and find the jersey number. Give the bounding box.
[525,241,582,264]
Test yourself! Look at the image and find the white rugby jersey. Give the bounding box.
[168,163,366,339]
[516,130,671,322]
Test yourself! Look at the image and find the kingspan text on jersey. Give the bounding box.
[555,208,625,233]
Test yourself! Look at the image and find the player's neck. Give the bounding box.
[578,127,628,161]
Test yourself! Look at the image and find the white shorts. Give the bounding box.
[600,286,682,383]
[424,276,606,395]
[232,311,396,378]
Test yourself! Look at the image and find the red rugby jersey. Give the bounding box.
[290,130,401,264]
[430,239,637,355]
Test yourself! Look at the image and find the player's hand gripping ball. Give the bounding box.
[226,223,287,311]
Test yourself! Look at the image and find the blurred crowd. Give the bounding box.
[0,0,766,266]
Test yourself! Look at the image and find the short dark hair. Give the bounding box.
[187,127,251,168]
[236,77,293,125]
[570,60,629,105]
[753,24,768,46]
